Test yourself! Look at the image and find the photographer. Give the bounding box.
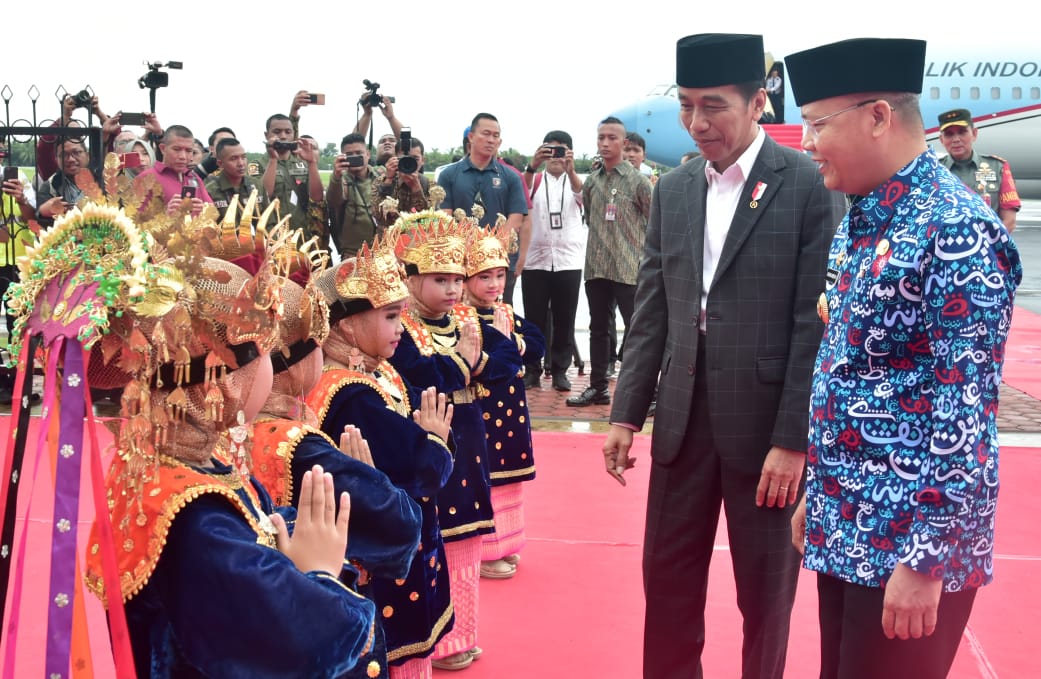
[259,112,324,239]
[375,133,431,227]
[326,132,385,258]
[352,80,405,162]
[133,124,213,217]
[35,92,112,183]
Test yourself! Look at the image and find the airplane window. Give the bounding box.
[1012,87,1022,100]
[1031,87,1040,100]
[990,87,999,100]
[950,87,961,100]
[929,86,940,100]
[970,87,980,100]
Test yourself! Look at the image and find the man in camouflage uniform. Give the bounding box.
[938,108,1020,232]
[204,138,267,223]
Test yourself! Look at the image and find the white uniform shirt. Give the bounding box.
[526,170,585,271]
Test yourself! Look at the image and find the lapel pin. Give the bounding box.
[749,181,767,209]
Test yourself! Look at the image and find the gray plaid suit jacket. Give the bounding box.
[610,135,846,473]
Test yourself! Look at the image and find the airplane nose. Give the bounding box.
[607,103,644,135]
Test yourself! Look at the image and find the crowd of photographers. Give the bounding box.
[1,82,662,405]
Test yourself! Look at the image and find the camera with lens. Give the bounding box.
[272,140,299,153]
[362,79,383,108]
[397,128,418,174]
[69,89,92,109]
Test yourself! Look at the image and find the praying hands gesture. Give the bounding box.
[270,464,350,576]
[413,386,453,442]
[456,319,482,369]
[339,425,375,467]
[491,306,512,338]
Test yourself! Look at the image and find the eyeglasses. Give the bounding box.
[802,99,882,140]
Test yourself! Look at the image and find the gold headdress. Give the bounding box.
[7,154,293,493]
[464,223,512,277]
[393,209,467,276]
[316,232,408,321]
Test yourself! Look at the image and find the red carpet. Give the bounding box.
[2,426,1038,677]
[1004,307,1041,399]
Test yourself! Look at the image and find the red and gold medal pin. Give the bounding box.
[749,181,767,209]
[871,238,891,277]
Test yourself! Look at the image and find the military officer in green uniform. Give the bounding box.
[938,108,1021,232]
[204,137,267,223]
[259,113,325,239]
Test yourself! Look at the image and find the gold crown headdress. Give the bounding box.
[393,209,467,276]
[464,223,512,277]
[316,232,408,321]
[10,154,292,487]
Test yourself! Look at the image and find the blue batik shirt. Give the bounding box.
[805,149,1022,592]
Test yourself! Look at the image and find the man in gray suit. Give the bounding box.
[601,34,846,678]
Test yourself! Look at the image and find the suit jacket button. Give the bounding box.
[687,364,695,376]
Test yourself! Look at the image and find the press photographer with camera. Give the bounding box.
[260,112,324,239]
[325,132,387,259]
[352,79,405,163]
[375,129,431,227]
[35,91,113,186]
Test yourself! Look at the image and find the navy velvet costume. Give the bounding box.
[121,458,377,678]
[309,365,456,665]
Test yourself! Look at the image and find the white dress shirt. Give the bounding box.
[701,127,766,331]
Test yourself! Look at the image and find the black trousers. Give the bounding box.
[584,278,634,391]
[642,343,801,679]
[816,573,977,679]
[520,269,582,376]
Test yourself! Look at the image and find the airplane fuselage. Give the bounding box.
[610,47,1041,198]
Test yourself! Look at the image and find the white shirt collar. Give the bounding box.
[704,126,766,185]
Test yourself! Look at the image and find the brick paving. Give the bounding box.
[526,363,1041,434]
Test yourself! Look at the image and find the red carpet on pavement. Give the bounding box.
[1004,307,1041,400]
[2,426,1039,677]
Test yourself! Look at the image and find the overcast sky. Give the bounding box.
[3,0,1023,160]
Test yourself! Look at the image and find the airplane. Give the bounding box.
[607,45,1041,198]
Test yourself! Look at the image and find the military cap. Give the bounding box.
[676,34,765,88]
[784,38,927,106]
[938,108,973,131]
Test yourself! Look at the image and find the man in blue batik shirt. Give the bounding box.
[785,38,1022,679]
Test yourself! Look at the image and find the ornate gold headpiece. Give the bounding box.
[8,154,294,491]
[393,209,467,276]
[316,232,407,318]
[464,223,512,277]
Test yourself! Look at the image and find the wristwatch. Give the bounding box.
[524,165,537,174]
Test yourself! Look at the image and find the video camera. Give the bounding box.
[398,128,418,174]
[138,61,183,91]
[361,79,395,108]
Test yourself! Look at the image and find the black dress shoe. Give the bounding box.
[575,359,585,376]
[523,372,541,389]
[566,386,610,407]
[551,373,571,392]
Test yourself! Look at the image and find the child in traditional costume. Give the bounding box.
[389,211,523,670]
[53,201,379,678]
[307,234,456,679]
[462,224,544,579]
[251,252,425,679]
